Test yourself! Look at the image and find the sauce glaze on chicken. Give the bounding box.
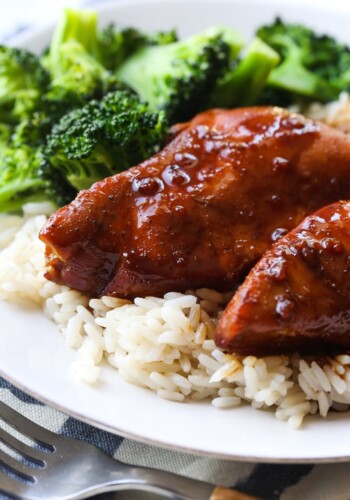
[216,201,350,355]
[40,106,350,301]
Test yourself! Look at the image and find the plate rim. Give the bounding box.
[3,0,350,464]
[7,0,350,48]
[3,365,350,465]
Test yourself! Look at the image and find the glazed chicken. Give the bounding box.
[216,201,350,356]
[40,106,350,298]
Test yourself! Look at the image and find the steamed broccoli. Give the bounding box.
[0,46,50,124]
[15,76,129,150]
[151,30,178,46]
[15,9,131,148]
[0,9,177,213]
[0,144,74,213]
[0,146,44,212]
[98,25,178,71]
[45,90,169,191]
[11,109,59,148]
[210,37,280,107]
[257,18,350,103]
[117,27,244,122]
[0,123,11,152]
[46,8,120,104]
[9,88,90,150]
[48,41,117,98]
[49,8,101,75]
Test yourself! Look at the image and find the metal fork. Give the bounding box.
[0,401,258,500]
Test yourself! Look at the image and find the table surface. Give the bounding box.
[1,1,350,499]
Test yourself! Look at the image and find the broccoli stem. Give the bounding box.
[211,37,280,107]
[49,8,100,78]
[0,193,48,213]
[266,35,319,97]
[0,178,47,212]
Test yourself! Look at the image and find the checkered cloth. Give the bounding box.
[3,377,347,500]
[1,1,350,498]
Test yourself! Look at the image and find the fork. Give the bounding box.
[0,401,258,500]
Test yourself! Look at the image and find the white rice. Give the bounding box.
[291,91,350,133]
[1,204,350,429]
[2,94,350,429]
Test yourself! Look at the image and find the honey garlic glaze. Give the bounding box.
[40,106,350,299]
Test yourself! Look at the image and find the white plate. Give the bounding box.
[3,0,350,463]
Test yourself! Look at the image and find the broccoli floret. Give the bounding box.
[117,26,244,122]
[45,90,169,191]
[0,140,76,213]
[0,145,62,212]
[0,123,12,152]
[9,88,84,148]
[0,46,49,124]
[39,159,77,207]
[210,37,280,107]
[98,25,148,71]
[49,8,101,75]
[256,86,298,107]
[46,8,120,102]
[257,18,350,102]
[98,25,178,71]
[16,77,130,149]
[11,110,58,148]
[0,114,76,212]
[14,9,130,148]
[47,40,119,99]
[151,30,178,46]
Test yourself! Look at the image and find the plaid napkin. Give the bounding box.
[2,1,350,499]
[1,376,341,500]
[2,376,350,500]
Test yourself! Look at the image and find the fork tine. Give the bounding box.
[0,402,56,448]
[0,469,29,498]
[0,427,46,465]
[0,448,35,482]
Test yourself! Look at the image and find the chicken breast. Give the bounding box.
[40,106,350,298]
[216,201,350,356]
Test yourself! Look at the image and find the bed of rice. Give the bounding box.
[2,95,350,430]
